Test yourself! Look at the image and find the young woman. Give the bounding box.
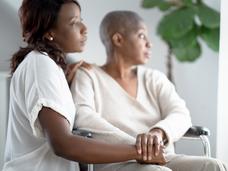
[2,1,160,171]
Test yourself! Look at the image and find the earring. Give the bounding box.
[49,37,53,41]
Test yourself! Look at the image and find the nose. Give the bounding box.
[146,41,152,49]
[81,22,87,35]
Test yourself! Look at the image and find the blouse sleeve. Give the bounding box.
[25,53,76,138]
[71,68,136,144]
[146,70,192,145]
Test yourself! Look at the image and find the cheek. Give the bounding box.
[55,28,81,51]
[63,28,80,41]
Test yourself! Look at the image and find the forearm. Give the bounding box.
[56,133,138,163]
[151,113,192,143]
[75,107,136,144]
[39,107,138,164]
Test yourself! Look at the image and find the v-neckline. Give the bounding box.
[95,65,140,101]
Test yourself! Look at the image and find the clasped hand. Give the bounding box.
[135,129,168,165]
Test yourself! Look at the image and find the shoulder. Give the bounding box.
[12,51,61,81]
[24,51,66,85]
[27,51,60,71]
[24,51,65,81]
[76,64,100,79]
[138,66,173,91]
[138,66,167,82]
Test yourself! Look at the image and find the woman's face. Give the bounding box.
[119,23,152,65]
[51,2,87,53]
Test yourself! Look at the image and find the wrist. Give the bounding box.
[133,145,142,161]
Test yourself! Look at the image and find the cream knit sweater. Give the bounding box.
[71,65,192,154]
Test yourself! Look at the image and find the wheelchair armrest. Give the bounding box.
[184,126,210,138]
[73,129,93,138]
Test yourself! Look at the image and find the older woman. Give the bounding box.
[71,10,227,171]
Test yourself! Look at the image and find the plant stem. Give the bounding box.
[169,0,183,7]
[166,44,174,84]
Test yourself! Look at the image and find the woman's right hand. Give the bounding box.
[65,60,91,85]
[135,133,168,165]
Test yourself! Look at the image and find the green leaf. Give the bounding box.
[182,0,193,6]
[142,0,171,11]
[158,8,195,40]
[168,29,197,48]
[142,0,164,8]
[200,27,220,51]
[197,4,220,28]
[159,2,172,11]
[172,41,201,62]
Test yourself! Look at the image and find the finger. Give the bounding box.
[136,135,142,155]
[66,61,83,84]
[81,62,92,69]
[147,134,153,161]
[153,136,160,156]
[66,61,83,76]
[141,134,147,161]
[158,154,168,165]
[160,144,165,153]
[68,60,83,70]
[68,61,83,76]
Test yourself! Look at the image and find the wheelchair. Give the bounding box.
[74,125,211,171]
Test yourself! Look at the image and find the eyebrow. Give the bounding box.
[69,15,80,22]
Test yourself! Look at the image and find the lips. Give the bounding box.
[144,51,151,58]
[80,37,87,46]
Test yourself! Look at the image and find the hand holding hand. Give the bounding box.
[135,129,168,165]
[136,145,167,165]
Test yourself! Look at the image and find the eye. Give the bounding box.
[70,21,77,25]
[70,17,83,26]
[139,33,146,39]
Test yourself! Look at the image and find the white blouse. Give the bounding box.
[3,51,79,171]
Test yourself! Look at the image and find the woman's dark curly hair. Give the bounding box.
[11,0,81,74]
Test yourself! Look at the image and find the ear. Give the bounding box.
[43,31,55,41]
[112,33,123,47]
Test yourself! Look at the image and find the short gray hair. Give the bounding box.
[99,10,144,54]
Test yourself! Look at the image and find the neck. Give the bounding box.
[102,54,136,79]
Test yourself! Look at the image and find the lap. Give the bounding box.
[166,154,227,171]
[94,155,227,171]
[95,162,171,171]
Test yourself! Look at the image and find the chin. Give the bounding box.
[138,59,148,65]
[71,48,84,53]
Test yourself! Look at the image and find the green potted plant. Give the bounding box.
[142,0,220,82]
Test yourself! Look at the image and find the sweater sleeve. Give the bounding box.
[71,68,135,145]
[146,70,192,145]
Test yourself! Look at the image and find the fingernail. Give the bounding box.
[143,156,147,160]
[138,150,141,154]
[148,156,152,160]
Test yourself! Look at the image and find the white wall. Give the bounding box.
[0,1,22,71]
[0,73,10,169]
[216,0,228,164]
[0,1,221,168]
[0,1,22,169]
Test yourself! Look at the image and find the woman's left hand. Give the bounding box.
[65,60,91,85]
